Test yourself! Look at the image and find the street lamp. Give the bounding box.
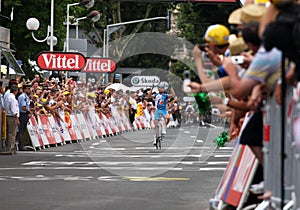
[66,0,95,52]
[104,16,168,84]
[75,10,100,39]
[26,0,57,51]
[105,16,168,58]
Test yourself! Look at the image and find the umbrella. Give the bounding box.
[1,65,16,75]
[105,83,128,91]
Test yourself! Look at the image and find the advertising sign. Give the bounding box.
[131,76,160,87]
[37,52,86,71]
[82,57,117,73]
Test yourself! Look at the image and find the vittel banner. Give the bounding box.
[82,57,117,73]
[37,52,86,71]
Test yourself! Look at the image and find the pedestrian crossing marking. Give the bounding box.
[124,177,190,181]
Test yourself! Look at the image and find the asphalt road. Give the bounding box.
[0,124,233,210]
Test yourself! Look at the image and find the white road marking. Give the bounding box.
[218,147,234,150]
[199,168,226,171]
[23,161,196,166]
[214,155,232,158]
[207,161,228,165]
[0,167,184,171]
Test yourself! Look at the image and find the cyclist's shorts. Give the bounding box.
[154,109,167,120]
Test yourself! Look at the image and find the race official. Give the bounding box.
[17,83,32,151]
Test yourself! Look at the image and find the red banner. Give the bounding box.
[37,52,86,71]
[82,57,117,73]
[38,115,57,145]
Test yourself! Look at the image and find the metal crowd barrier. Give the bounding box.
[262,85,300,209]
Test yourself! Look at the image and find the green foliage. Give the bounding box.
[177,3,239,44]
[0,0,239,80]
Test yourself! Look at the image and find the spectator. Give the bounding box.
[128,91,137,125]
[3,84,19,154]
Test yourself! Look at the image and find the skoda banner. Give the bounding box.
[131,76,160,87]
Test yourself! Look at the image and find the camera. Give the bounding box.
[212,108,220,115]
[198,44,207,51]
[183,70,190,80]
[183,70,191,93]
[231,55,244,64]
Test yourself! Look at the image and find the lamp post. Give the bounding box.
[66,0,95,52]
[105,16,168,58]
[26,0,57,51]
[104,16,168,84]
[75,11,100,39]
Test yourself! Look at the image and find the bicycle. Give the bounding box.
[155,115,165,149]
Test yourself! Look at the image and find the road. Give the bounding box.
[0,125,233,210]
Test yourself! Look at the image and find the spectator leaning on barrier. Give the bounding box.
[3,84,19,154]
[194,24,231,85]
[17,83,32,151]
[189,4,282,166]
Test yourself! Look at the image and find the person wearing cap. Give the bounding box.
[17,83,32,151]
[152,84,170,145]
[3,84,19,154]
[201,24,231,69]
[192,24,232,91]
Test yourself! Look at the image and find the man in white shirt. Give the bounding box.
[3,84,19,154]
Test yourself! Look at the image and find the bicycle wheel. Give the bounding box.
[158,137,161,149]
[156,123,162,149]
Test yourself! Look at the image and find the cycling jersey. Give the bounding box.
[154,93,168,111]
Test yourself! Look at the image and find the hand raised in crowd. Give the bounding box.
[188,82,202,93]
[205,46,223,67]
[192,45,203,60]
[240,51,254,68]
[223,57,238,76]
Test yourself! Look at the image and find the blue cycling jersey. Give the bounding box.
[154,93,168,111]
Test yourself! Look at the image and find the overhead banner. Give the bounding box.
[82,57,117,73]
[37,52,86,71]
[131,75,160,87]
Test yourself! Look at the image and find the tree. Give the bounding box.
[170,2,239,83]
[1,0,239,82]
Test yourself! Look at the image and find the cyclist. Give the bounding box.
[184,101,195,124]
[152,84,169,145]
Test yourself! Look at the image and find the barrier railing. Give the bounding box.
[210,84,300,209]
[26,110,134,150]
[261,85,300,209]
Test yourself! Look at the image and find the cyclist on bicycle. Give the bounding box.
[184,101,195,124]
[152,84,169,145]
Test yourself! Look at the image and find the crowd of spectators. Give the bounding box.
[0,72,189,153]
[187,0,300,206]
